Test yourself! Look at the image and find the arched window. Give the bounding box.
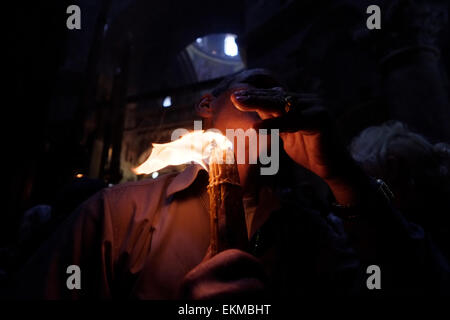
[184,33,245,81]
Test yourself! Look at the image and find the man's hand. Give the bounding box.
[231,87,360,205]
[178,249,267,300]
[231,87,350,180]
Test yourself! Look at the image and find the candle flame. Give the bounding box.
[133,130,233,175]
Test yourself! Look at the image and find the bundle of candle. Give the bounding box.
[207,147,248,256]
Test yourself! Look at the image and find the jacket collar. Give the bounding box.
[166,164,206,197]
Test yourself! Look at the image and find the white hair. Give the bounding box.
[350,121,449,180]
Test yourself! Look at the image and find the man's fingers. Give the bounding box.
[231,87,286,115]
[231,93,284,114]
[231,88,322,117]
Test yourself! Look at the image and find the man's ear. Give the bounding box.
[195,93,214,118]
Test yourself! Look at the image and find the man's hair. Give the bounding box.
[211,68,284,97]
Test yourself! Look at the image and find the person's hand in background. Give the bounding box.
[178,249,267,300]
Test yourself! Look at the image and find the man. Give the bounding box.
[13,69,449,299]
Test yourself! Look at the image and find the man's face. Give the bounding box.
[208,82,272,167]
[198,70,282,171]
[209,82,260,135]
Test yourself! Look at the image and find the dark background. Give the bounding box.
[4,0,450,249]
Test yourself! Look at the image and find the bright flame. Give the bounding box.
[133,130,233,175]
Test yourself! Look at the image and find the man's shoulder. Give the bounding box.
[78,165,205,222]
[73,173,178,230]
[101,173,175,205]
[107,174,172,193]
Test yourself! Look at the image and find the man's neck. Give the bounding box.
[237,163,280,238]
[237,163,259,199]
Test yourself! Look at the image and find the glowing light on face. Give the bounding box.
[224,35,238,57]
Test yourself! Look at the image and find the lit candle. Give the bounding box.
[207,146,248,256]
